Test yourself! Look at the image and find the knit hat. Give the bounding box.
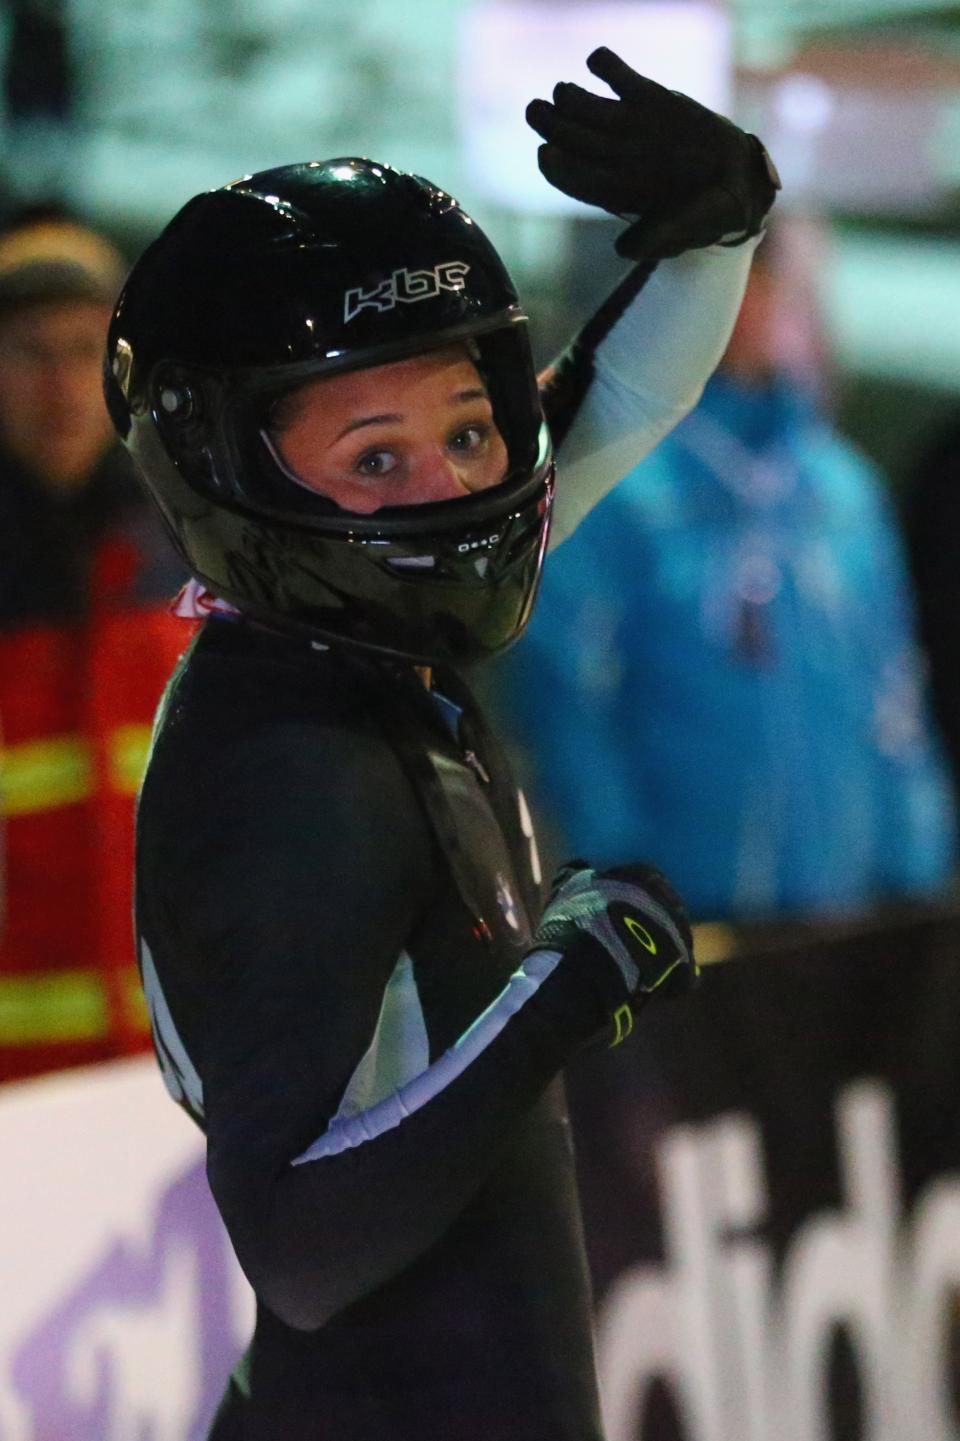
[0,219,126,315]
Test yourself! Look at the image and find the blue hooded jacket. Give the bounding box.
[494,372,956,920]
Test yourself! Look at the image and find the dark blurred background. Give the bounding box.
[4,9,960,1439]
[3,0,960,480]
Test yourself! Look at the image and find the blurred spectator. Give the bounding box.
[0,206,187,1082]
[905,417,960,806]
[493,221,956,920]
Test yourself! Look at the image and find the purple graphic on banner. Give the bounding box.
[11,1159,247,1441]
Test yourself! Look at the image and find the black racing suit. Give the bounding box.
[137,621,612,1440]
[134,243,757,1439]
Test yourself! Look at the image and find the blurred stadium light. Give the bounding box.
[740,43,960,214]
[828,232,960,388]
[0,1,949,225]
[55,0,466,224]
[1,0,960,389]
[457,1,731,214]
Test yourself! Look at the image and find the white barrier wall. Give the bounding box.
[0,1058,253,1441]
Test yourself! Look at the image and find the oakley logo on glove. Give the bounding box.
[344,260,471,323]
[530,861,698,1049]
[623,915,657,953]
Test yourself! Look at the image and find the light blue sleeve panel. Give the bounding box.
[549,236,760,551]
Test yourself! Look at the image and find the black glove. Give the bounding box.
[529,859,698,1047]
[526,46,780,261]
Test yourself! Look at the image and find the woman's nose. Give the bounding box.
[411,449,472,502]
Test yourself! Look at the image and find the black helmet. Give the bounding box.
[105,158,554,664]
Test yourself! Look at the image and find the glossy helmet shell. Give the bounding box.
[105,158,554,664]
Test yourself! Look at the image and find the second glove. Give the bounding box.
[529,860,698,1047]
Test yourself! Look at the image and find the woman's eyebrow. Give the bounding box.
[335,413,402,442]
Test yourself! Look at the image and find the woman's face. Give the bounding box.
[268,344,509,514]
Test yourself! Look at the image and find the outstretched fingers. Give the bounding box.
[549,82,629,133]
[526,98,640,159]
[586,46,676,106]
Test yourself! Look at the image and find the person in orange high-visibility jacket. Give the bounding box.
[0,206,186,1082]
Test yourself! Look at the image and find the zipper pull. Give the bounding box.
[463,748,490,784]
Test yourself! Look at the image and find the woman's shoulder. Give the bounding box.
[137,622,440,935]
[143,619,403,815]
[177,619,375,726]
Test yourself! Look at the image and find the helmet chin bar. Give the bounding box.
[182,467,555,665]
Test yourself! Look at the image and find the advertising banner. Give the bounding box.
[566,904,960,1441]
[0,1058,251,1441]
[3,905,960,1439]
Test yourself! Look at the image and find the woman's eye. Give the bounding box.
[356,449,398,477]
[449,424,488,455]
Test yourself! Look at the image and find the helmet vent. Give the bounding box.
[160,386,192,416]
[386,555,437,572]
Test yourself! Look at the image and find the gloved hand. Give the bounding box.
[529,859,698,1047]
[526,46,781,261]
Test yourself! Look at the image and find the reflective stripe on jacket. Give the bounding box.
[0,590,190,1082]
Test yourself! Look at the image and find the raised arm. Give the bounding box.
[544,241,757,547]
[528,47,779,546]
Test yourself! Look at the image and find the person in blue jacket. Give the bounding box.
[495,225,956,921]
